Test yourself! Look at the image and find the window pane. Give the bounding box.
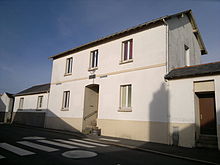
[127,85,132,107]
[129,40,133,59]
[121,86,126,107]
[95,50,98,67]
[124,42,128,61]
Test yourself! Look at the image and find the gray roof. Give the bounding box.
[49,9,207,60]
[15,83,50,96]
[165,62,220,80]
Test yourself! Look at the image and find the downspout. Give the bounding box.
[163,18,171,145]
[163,19,169,73]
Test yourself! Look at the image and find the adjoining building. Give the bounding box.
[12,83,50,127]
[0,92,14,123]
[165,62,220,149]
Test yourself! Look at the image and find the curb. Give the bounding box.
[12,124,219,165]
[86,138,219,165]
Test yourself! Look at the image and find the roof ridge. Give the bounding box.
[172,61,220,70]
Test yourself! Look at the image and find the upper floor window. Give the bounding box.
[185,45,190,66]
[62,91,70,110]
[65,57,73,75]
[37,96,43,109]
[89,50,98,70]
[119,84,132,111]
[19,98,24,109]
[121,39,133,63]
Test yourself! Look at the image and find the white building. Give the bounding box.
[12,83,50,127]
[0,92,14,123]
[44,9,212,148]
[165,62,220,149]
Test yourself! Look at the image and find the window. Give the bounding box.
[89,50,98,69]
[65,57,73,75]
[62,91,70,109]
[37,96,43,109]
[120,85,132,110]
[122,39,133,62]
[185,45,190,66]
[19,98,24,109]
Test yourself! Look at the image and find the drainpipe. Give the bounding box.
[163,19,169,73]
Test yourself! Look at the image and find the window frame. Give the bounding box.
[119,84,132,112]
[62,91,70,110]
[89,49,99,70]
[18,97,24,110]
[121,39,133,64]
[184,45,190,66]
[37,96,43,110]
[65,57,73,76]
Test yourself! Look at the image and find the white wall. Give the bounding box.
[48,23,167,123]
[0,93,12,112]
[51,24,167,84]
[168,75,220,148]
[13,92,49,112]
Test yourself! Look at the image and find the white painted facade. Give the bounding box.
[168,75,220,149]
[13,93,49,112]
[0,93,14,123]
[46,11,206,147]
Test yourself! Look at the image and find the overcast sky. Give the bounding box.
[0,0,219,94]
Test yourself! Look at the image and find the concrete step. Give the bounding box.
[196,135,218,149]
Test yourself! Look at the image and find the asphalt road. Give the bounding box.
[0,124,206,165]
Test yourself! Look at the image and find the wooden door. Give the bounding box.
[198,93,217,135]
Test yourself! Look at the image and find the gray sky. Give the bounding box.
[0,0,219,94]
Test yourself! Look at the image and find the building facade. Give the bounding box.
[0,93,14,123]
[45,10,208,147]
[13,84,50,127]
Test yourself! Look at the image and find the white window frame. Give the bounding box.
[65,57,73,75]
[19,98,24,109]
[121,39,133,63]
[37,96,43,109]
[119,84,132,111]
[185,45,190,66]
[62,91,70,110]
[89,49,98,70]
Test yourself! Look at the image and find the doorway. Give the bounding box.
[197,92,217,135]
[82,84,99,132]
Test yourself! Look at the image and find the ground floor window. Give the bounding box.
[62,91,70,110]
[19,98,24,109]
[120,84,132,111]
[37,96,43,109]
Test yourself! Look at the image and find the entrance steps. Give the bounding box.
[196,135,218,149]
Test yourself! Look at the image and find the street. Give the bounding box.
[0,124,205,165]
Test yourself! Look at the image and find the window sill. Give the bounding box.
[88,67,98,72]
[64,73,72,76]
[18,109,23,111]
[36,109,42,111]
[118,108,132,112]
[119,59,133,65]
[61,108,69,111]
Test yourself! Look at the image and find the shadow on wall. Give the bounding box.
[149,82,170,145]
[0,98,6,122]
[149,83,219,149]
[11,109,84,136]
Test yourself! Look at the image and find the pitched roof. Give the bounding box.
[49,9,207,60]
[165,62,220,80]
[15,83,50,96]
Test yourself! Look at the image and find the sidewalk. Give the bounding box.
[12,124,220,165]
[88,135,220,165]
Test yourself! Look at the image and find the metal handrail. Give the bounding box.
[83,110,98,120]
